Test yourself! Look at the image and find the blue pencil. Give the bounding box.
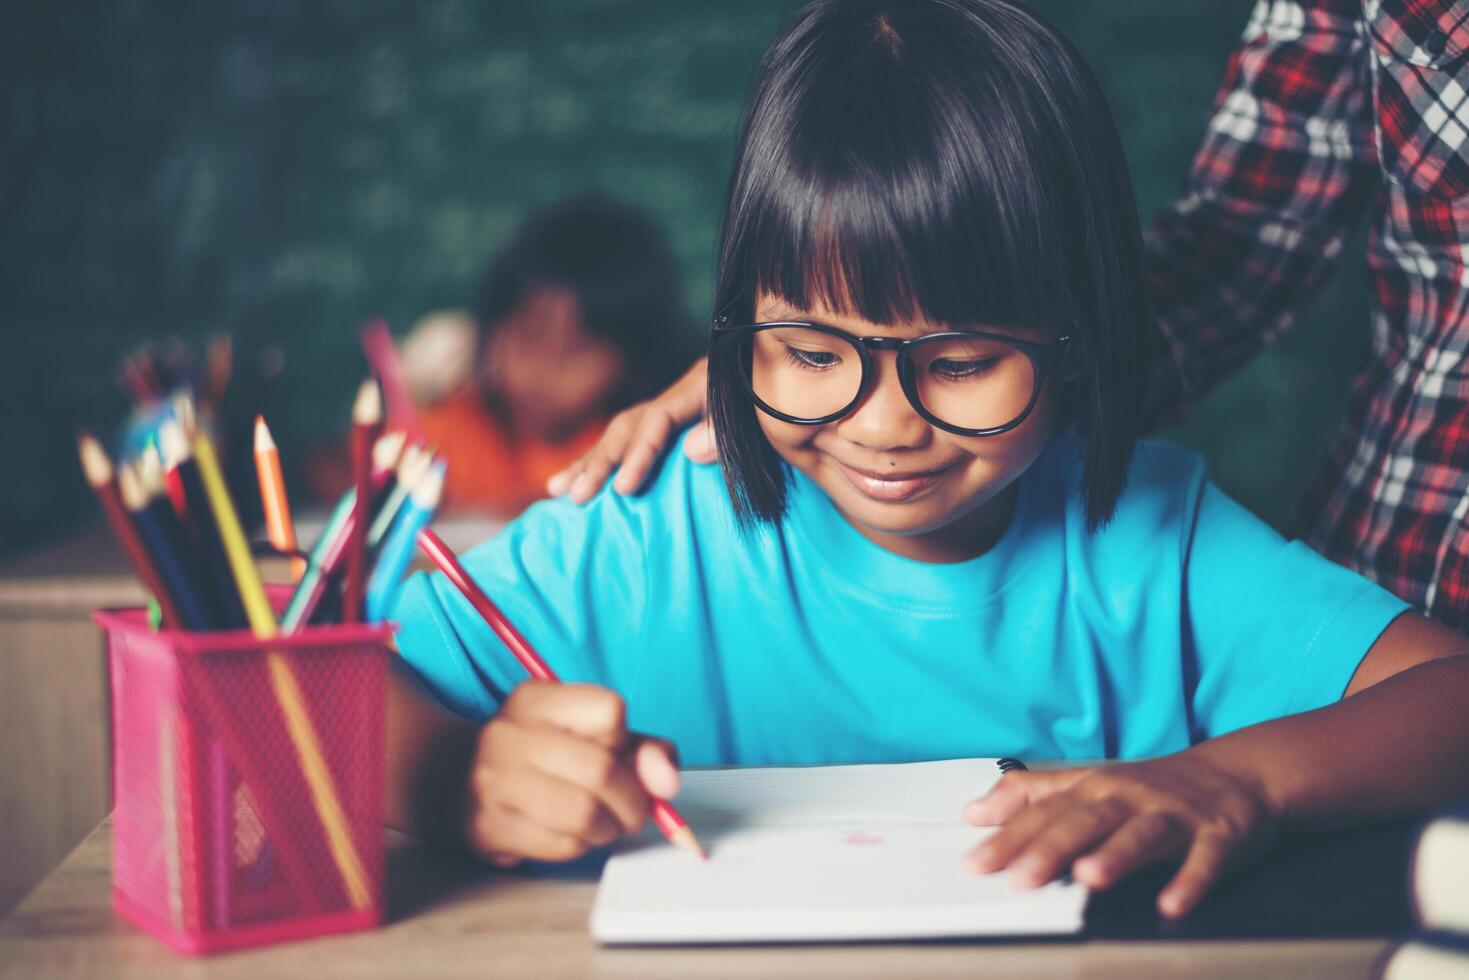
[119,461,215,631]
[365,461,444,623]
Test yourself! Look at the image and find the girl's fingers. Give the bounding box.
[470,800,588,864]
[998,799,1132,888]
[964,768,1091,826]
[501,682,629,748]
[490,767,625,846]
[966,795,1067,873]
[484,721,650,834]
[1071,812,1186,889]
[1158,832,1232,919]
[632,735,681,799]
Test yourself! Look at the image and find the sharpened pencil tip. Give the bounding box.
[254,415,276,453]
[371,430,406,471]
[353,379,383,425]
[77,431,112,486]
[668,825,707,861]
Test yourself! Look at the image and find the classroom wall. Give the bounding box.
[0,0,1368,560]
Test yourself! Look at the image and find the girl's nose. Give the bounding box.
[833,353,931,451]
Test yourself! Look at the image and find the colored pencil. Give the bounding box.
[77,431,183,630]
[120,460,215,631]
[416,528,705,860]
[163,462,188,519]
[365,462,444,622]
[360,318,426,441]
[116,354,153,405]
[366,444,430,548]
[188,409,374,910]
[123,452,215,928]
[161,418,241,630]
[282,432,405,631]
[253,416,305,581]
[205,334,232,413]
[134,344,164,397]
[343,381,382,624]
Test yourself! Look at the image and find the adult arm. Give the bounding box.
[1144,0,1378,426]
[547,357,714,503]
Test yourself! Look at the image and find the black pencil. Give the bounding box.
[119,461,215,631]
[161,417,246,630]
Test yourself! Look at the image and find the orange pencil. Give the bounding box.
[416,528,705,860]
[253,416,305,581]
[342,381,381,623]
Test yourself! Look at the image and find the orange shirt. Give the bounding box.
[420,391,605,516]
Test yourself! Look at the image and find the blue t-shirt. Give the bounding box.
[392,435,1408,765]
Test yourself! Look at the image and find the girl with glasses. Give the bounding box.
[385,0,1469,920]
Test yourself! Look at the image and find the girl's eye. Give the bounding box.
[783,346,841,370]
[929,357,997,380]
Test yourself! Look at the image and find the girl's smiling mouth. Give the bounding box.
[832,458,957,503]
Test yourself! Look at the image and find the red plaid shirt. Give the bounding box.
[1147,0,1469,628]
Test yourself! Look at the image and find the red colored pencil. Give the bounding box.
[360,318,426,441]
[282,432,405,631]
[342,381,381,623]
[415,528,705,860]
[77,432,183,629]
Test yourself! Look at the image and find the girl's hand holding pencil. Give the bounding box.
[414,528,705,861]
[465,681,682,866]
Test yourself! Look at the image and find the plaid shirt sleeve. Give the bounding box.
[1144,0,1378,427]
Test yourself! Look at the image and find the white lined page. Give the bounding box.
[591,759,1087,945]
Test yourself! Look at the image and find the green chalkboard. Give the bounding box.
[0,1,1366,559]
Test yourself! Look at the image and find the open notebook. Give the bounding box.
[590,759,1088,944]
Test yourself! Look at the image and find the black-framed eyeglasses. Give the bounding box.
[712,318,1071,437]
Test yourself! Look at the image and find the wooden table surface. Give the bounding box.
[0,816,1389,980]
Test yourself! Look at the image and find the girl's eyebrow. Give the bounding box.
[755,302,805,321]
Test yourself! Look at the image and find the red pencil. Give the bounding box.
[415,528,705,860]
[360,318,426,441]
[78,431,183,629]
[342,380,382,623]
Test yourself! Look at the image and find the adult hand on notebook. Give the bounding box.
[546,358,715,504]
[465,681,681,866]
[962,754,1277,919]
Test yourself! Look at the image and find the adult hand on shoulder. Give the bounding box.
[546,358,715,504]
[465,681,680,866]
[962,754,1278,918]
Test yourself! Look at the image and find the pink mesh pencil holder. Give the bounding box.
[97,595,392,956]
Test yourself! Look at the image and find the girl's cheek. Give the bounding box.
[757,415,820,460]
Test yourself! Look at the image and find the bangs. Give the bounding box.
[710,0,1149,532]
[722,1,1085,332]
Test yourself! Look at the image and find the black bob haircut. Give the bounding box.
[708,0,1149,532]
[475,195,696,407]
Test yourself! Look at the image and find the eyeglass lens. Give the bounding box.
[745,325,1039,431]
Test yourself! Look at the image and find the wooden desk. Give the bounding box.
[0,525,138,918]
[0,816,1388,980]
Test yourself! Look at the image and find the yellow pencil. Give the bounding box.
[180,397,373,910]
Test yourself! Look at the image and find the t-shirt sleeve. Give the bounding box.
[388,487,651,721]
[1183,476,1410,740]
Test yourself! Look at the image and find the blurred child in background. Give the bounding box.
[409,196,695,515]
